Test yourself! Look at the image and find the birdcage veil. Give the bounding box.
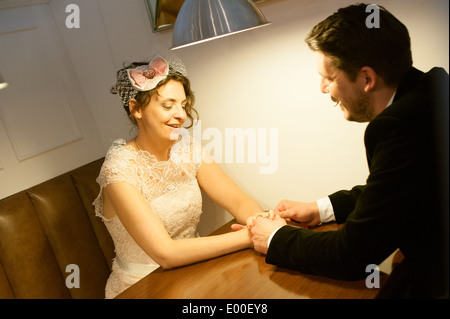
[111,51,188,108]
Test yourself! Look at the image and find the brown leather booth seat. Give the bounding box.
[0,158,114,299]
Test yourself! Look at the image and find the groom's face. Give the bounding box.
[316,51,373,123]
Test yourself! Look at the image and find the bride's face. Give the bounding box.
[137,79,187,141]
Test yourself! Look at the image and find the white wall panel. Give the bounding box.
[0,3,104,199]
[0,26,82,160]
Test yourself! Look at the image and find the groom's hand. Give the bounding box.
[274,200,321,227]
[250,215,287,254]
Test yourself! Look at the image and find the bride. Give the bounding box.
[94,54,263,298]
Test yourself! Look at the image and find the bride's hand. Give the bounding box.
[230,215,254,231]
[230,223,247,231]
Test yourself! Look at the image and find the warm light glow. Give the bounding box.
[0,82,8,90]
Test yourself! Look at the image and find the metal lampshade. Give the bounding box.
[171,0,270,50]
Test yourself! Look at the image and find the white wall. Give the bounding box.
[1,0,448,235]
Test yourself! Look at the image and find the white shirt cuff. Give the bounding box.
[316,197,336,224]
[267,226,284,248]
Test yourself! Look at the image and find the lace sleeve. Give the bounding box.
[93,139,139,220]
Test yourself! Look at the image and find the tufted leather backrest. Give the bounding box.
[0,158,114,299]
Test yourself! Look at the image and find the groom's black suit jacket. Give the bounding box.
[266,67,449,298]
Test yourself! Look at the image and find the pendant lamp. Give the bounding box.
[171,0,270,50]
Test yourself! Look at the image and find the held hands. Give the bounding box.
[249,214,287,254]
[231,211,286,254]
[230,210,276,231]
[231,200,321,254]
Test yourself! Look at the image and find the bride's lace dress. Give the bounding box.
[93,136,203,298]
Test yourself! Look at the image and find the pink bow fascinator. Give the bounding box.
[126,57,169,91]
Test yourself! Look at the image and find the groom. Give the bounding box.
[249,3,448,298]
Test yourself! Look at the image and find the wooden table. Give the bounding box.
[116,220,397,299]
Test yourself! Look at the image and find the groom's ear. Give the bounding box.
[358,66,378,93]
